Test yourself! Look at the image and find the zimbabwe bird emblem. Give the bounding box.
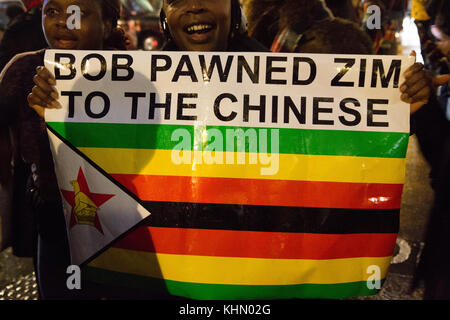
[61,168,114,234]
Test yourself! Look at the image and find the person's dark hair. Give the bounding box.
[230,0,243,36]
[433,1,450,37]
[426,0,442,23]
[99,0,128,50]
[244,0,332,48]
[6,3,25,20]
[243,0,280,48]
[295,18,374,54]
[278,0,332,31]
[323,0,359,23]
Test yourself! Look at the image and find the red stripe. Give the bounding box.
[114,227,398,259]
[112,174,403,209]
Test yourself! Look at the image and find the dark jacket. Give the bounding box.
[0,49,61,257]
[0,6,47,73]
[0,50,59,200]
[411,97,450,299]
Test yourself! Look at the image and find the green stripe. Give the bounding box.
[48,122,408,158]
[84,267,382,300]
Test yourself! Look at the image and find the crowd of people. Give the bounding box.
[0,0,449,300]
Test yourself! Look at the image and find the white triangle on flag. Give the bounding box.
[47,128,151,266]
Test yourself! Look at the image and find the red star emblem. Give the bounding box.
[61,168,114,234]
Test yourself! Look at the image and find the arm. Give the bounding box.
[411,95,450,171]
[0,25,22,73]
[400,51,450,177]
[0,58,21,127]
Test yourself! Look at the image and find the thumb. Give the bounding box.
[407,50,417,65]
[31,105,46,119]
[433,74,450,86]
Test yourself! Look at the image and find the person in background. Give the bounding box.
[0,0,47,73]
[411,0,431,62]
[431,15,450,120]
[0,1,47,258]
[324,0,360,23]
[401,51,450,299]
[411,74,450,300]
[5,3,25,27]
[419,1,449,117]
[405,0,450,300]
[242,0,332,51]
[243,0,374,55]
[0,1,45,261]
[423,0,449,75]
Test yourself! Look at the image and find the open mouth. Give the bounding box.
[181,22,216,46]
[184,23,214,35]
[54,34,78,49]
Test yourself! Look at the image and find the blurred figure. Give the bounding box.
[0,2,25,251]
[420,0,449,75]
[418,1,450,120]
[271,17,374,54]
[402,1,450,297]
[431,21,450,120]
[0,0,47,72]
[0,0,47,259]
[243,0,374,55]
[403,65,450,299]
[413,81,450,300]
[5,3,25,27]
[324,0,360,23]
[416,0,450,75]
[243,0,332,50]
[411,0,431,55]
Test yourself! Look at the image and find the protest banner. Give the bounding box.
[44,50,413,299]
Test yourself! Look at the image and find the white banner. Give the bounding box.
[45,50,414,133]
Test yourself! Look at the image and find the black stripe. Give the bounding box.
[139,201,399,234]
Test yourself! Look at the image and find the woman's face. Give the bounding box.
[42,0,110,50]
[163,0,231,51]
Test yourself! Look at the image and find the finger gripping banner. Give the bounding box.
[44,50,412,299]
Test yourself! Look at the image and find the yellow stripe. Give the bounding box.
[88,248,391,285]
[80,147,406,184]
